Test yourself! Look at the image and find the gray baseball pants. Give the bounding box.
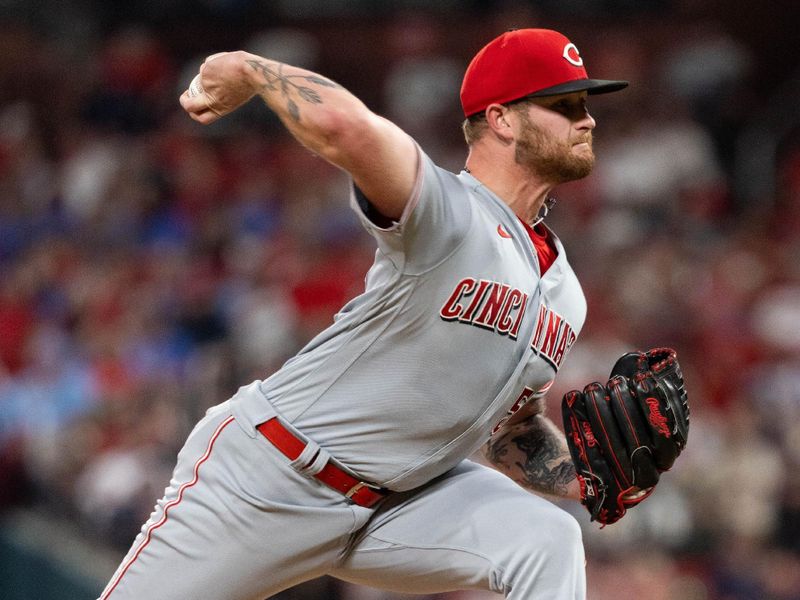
[99,400,586,599]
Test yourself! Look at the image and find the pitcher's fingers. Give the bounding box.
[188,109,220,125]
[180,89,208,113]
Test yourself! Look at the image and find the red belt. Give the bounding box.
[256,417,388,508]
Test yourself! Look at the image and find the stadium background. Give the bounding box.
[1,0,799,598]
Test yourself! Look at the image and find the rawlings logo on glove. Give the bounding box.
[645,397,670,437]
[561,348,690,525]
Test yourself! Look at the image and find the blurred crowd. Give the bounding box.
[1,2,799,599]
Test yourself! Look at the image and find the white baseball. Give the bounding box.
[188,74,204,98]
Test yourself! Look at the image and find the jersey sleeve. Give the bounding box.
[349,144,473,275]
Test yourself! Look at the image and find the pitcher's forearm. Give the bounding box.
[485,414,580,500]
[181,51,417,220]
[243,56,372,162]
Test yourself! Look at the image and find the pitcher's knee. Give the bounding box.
[548,508,582,551]
[500,506,585,597]
[528,507,582,564]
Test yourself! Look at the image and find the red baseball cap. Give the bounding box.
[460,29,628,117]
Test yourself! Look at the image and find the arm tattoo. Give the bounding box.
[485,414,576,497]
[485,437,510,467]
[511,425,576,497]
[245,59,342,122]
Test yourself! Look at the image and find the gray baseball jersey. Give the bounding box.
[231,146,586,490]
[101,145,589,600]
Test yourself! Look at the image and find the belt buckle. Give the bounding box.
[345,481,381,499]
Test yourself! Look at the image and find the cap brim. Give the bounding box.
[529,78,629,97]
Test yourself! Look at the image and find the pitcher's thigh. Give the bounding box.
[100,408,362,600]
[331,461,586,600]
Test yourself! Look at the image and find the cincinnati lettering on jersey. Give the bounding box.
[439,278,529,339]
[439,279,577,371]
[530,303,577,371]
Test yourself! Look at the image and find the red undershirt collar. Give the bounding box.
[518,218,558,275]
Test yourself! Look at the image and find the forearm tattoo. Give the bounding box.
[485,435,509,466]
[512,425,576,496]
[245,59,342,122]
[486,416,576,497]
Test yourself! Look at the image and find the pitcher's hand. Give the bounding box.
[180,51,259,124]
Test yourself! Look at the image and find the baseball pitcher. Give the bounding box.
[99,28,689,600]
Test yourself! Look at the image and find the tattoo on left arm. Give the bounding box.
[511,425,576,496]
[485,414,576,497]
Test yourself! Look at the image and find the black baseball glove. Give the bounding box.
[561,348,689,525]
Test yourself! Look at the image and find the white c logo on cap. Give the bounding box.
[563,43,583,67]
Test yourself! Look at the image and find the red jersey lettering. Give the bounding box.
[473,283,510,330]
[439,278,477,320]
